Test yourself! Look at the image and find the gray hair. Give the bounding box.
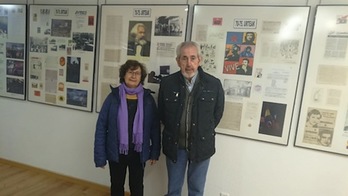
[176,41,201,59]
[130,23,146,37]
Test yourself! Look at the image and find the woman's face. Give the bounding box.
[124,67,141,88]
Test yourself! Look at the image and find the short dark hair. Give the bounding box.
[119,60,147,85]
[307,109,322,119]
[245,32,255,39]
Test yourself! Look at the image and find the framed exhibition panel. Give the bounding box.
[0,4,26,100]
[27,5,98,112]
[191,5,310,145]
[96,4,189,112]
[295,5,348,155]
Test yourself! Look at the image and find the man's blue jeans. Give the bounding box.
[166,149,210,196]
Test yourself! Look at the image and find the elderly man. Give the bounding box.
[158,41,225,196]
[127,23,151,57]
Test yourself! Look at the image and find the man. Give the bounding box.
[317,129,333,147]
[303,109,322,144]
[236,58,252,75]
[240,46,254,57]
[158,41,225,196]
[305,109,322,128]
[127,23,151,57]
[224,44,240,61]
[243,32,256,45]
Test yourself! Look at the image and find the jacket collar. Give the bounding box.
[110,84,151,97]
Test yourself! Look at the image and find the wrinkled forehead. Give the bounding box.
[179,46,199,57]
[137,26,145,32]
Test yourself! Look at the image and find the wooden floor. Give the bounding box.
[0,158,110,196]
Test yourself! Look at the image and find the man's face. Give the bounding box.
[242,59,248,66]
[319,133,332,146]
[308,113,321,126]
[136,26,145,40]
[176,46,201,80]
[246,33,253,41]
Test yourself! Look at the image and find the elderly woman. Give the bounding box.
[94,60,160,196]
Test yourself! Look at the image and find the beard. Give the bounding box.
[136,38,147,46]
[181,69,197,81]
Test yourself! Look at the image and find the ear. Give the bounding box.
[198,55,202,64]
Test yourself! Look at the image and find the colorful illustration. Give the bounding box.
[223,32,256,75]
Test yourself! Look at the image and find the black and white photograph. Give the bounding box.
[154,16,183,36]
[29,37,48,53]
[6,60,24,77]
[6,77,24,94]
[6,42,25,59]
[66,56,81,83]
[51,19,72,38]
[127,21,152,57]
[72,32,94,52]
[0,16,8,38]
[224,79,252,98]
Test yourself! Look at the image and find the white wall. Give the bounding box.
[1,0,348,196]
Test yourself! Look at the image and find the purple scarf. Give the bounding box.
[118,83,144,155]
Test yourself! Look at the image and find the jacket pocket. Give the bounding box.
[163,91,180,115]
[199,91,216,114]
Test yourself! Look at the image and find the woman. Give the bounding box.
[94,60,160,196]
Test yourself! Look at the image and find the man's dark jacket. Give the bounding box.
[158,66,225,162]
[127,41,151,57]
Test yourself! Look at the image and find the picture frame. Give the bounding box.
[0,4,27,100]
[295,5,348,155]
[191,5,310,145]
[96,4,189,112]
[27,5,98,112]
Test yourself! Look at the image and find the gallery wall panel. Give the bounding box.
[191,5,310,145]
[0,4,26,100]
[27,5,98,111]
[96,4,189,112]
[295,5,348,155]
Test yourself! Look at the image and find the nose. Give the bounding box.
[130,72,137,77]
[186,58,193,66]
